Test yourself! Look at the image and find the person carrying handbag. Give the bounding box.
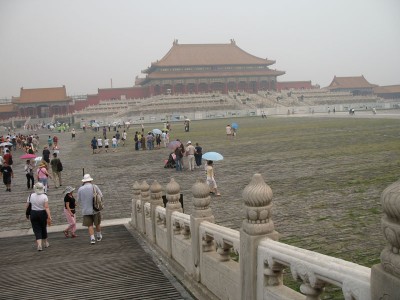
[26,182,52,251]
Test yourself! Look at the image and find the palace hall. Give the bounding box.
[138,39,285,96]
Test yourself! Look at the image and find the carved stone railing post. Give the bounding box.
[131,181,141,228]
[371,179,400,299]
[240,174,279,300]
[166,178,183,257]
[191,178,215,282]
[149,180,163,243]
[140,180,150,234]
[292,267,326,299]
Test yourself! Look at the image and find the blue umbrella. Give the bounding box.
[152,129,162,135]
[231,122,239,129]
[202,152,223,161]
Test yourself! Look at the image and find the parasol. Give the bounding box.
[20,153,37,159]
[202,152,224,161]
[167,140,181,150]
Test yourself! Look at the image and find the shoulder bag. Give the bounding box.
[93,185,104,211]
[26,194,32,219]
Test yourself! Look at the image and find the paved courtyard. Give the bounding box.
[1,110,399,268]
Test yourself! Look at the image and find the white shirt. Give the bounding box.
[104,139,109,146]
[112,137,117,145]
[97,139,103,146]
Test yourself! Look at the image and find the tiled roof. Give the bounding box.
[374,85,400,94]
[16,86,70,104]
[327,76,375,89]
[151,41,276,67]
[0,104,15,113]
[146,69,285,80]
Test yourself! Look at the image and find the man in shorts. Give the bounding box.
[77,174,103,244]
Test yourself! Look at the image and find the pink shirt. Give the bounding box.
[37,167,49,179]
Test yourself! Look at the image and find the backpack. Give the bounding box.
[93,186,104,211]
[57,160,63,172]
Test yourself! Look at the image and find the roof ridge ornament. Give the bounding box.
[230,38,236,45]
[173,39,178,45]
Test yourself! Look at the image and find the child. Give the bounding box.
[63,186,77,238]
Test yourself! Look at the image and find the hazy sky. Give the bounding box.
[0,0,399,98]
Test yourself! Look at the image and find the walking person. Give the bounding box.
[134,132,139,151]
[50,153,62,188]
[206,160,221,196]
[42,146,51,164]
[226,124,232,138]
[0,161,14,192]
[111,136,118,152]
[97,137,103,153]
[185,141,195,171]
[104,137,109,152]
[121,130,127,146]
[24,159,35,189]
[194,142,203,168]
[174,143,184,171]
[91,136,98,154]
[37,162,51,193]
[26,182,52,251]
[77,174,103,244]
[71,128,76,140]
[63,186,77,238]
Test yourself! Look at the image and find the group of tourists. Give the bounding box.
[1,119,230,253]
[1,132,40,153]
[26,173,103,251]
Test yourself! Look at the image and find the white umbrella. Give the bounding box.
[0,142,12,147]
[152,129,162,135]
[202,152,224,161]
[34,156,42,166]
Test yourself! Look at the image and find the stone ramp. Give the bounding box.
[0,225,192,300]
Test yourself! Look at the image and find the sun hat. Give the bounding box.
[187,141,191,144]
[34,182,45,195]
[63,186,75,195]
[82,174,94,182]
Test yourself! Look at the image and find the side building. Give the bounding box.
[138,39,285,96]
[327,75,376,95]
[13,86,73,118]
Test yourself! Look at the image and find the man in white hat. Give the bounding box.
[185,141,195,171]
[77,174,103,244]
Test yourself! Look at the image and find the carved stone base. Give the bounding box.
[371,264,400,299]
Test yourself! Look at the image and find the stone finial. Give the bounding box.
[166,178,180,206]
[242,173,274,235]
[192,178,212,218]
[150,180,163,200]
[380,180,400,277]
[140,180,150,200]
[132,181,141,198]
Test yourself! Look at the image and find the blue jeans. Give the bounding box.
[38,178,48,192]
[175,157,182,171]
